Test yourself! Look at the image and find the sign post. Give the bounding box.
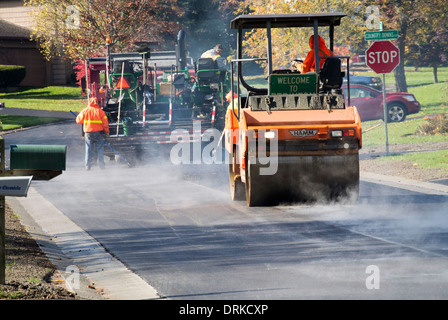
[365,37,400,155]
[382,73,389,154]
[0,176,32,284]
[0,138,4,284]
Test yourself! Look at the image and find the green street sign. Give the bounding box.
[365,30,399,41]
[269,73,317,94]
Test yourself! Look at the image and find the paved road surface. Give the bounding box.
[3,118,448,300]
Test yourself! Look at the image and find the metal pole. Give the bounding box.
[85,60,90,99]
[142,53,147,127]
[329,24,334,52]
[0,195,4,285]
[382,73,389,155]
[106,44,111,88]
[266,20,272,75]
[153,63,157,102]
[0,138,5,284]
[116,62,125,136]
[231,61,238,120]
[313,19,320,73]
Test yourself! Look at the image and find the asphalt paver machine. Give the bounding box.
[225,13,362,206]
[83,31,229,165]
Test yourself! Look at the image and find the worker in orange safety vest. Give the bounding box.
[76,97,110,170]
[294,35,333,74]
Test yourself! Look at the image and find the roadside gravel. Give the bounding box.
[360,141,448,182]
[1,205,77,299]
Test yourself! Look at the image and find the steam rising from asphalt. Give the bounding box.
[9,120,448,255]
[278,178,448,259]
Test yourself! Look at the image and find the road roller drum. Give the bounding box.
[225,13,362,206]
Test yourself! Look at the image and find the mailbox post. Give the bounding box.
[0,138,4,284]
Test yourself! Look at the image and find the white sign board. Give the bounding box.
[0,176,33,197]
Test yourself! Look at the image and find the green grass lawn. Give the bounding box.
[0,115,65,131]
[377,66,448,87]
[361,67,448,146]
[355,67,448,174]
[0,86,86,112]
[362,115,448,147]
[0,86,85,130]
[408,82,448,117]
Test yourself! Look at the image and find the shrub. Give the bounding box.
[417,112,448,135]
[0,65,26,87]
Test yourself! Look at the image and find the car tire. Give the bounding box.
[387,102,407,122]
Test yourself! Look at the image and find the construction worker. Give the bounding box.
[295,35,333,74]
[201,44,228,70]
[76,97,110,170]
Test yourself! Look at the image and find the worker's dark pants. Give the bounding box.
[84,131,105,169]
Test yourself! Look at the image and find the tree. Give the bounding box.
[377,0,448,90]
[378,0,421,92]
[404,0,448,83]
[25,0,182,61]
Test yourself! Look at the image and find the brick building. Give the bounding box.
[0,0,72,86]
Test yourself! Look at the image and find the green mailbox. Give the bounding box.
[9,145,66,180]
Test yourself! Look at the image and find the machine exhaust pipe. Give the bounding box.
[176,29,187,71]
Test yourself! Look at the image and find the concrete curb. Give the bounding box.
[361,171,448,195]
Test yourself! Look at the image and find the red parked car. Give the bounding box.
[342,84,421,122]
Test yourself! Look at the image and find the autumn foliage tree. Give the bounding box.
[25,0,182,61]
[231,0,448,92]
[393,0,448,84]
[372,0,448,91]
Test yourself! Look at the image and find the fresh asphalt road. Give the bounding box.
[3,119,448,299]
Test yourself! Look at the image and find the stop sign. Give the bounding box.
[366,40,400,74]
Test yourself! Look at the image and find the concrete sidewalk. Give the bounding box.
[7,188,160,300]
[361,171,448,195]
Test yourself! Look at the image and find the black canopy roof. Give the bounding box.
[231,13,346,29]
